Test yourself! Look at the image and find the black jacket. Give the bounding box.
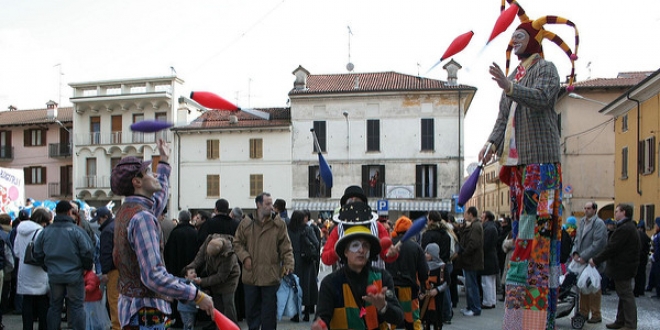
[593,218,641,281]
[421,222,451,263]
[480,220,499,276]
[99,217,115,274]
[385,236,428,295]
[165,222,199,276]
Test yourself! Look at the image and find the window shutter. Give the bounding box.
[309,166,316,198]
[361,165,369,193]
[42,167,47,184]
[24,167,31,184]
[415,165,422,197]
[24,130,29,146]
[41,129,46,145]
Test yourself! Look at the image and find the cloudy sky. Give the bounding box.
[1,0,658,168]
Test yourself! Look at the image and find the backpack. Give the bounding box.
[299,227,319,262]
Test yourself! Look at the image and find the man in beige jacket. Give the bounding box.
[234,192,294,330]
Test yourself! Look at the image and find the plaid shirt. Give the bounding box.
[488,56,561,165]
[117,163,197,327]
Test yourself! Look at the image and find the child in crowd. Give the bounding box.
[178,266,199,330]
[84,270,111,330]
[419,243,446,330]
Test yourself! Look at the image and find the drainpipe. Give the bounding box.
[458,90,462,194]
[175,130,182,210]
[626,93,642,196]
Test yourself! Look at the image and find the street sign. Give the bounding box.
[453,195,464,213]
[377,199,389,212]
[565,185,573,193]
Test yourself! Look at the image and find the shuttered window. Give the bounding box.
[250,174,263,197]
[206,175,220,197]
[207,139,219,159]
[250,138,263,159]
[24,129,46,146]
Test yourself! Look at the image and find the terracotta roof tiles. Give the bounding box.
[174,108,291,131]
[0,107,73,127]
[289,71,474,95]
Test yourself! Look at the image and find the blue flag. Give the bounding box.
[318,152,333,189]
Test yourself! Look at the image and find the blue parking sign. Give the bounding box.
[377,200,389,212]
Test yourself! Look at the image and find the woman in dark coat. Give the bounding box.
[287,210,320,321]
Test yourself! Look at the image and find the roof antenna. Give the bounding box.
[346,26,354,72]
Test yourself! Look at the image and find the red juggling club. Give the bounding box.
[213,309,239,330]
[487,3,519,43]
[189,91,270,120]
[426,31,474,74]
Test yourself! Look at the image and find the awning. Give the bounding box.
[291,200,450,212]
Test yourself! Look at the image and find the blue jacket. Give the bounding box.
[33,214,94,283]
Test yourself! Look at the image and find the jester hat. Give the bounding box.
[498,0,579,91]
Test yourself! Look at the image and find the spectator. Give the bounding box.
[234,192,294,330]
[480,211,499,310]
[634,220,651,297]
[98,206,119,330]
[13,207,50,330]
[187,234,240,326]
[386,216,428,330]
[456,206,483,317]
[164,210,199,328]
[274,199,289,225]
[591,203,641,330]
[34,200,94,330]
[287,210,320,322]
[83,269,111,330]
[177,266,201,330]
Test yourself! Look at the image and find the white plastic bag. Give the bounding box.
[567,259,586,275]
[577,265,601,294]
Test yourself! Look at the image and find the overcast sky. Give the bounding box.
[1,0,659,169]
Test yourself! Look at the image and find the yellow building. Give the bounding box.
[601,68,660,230]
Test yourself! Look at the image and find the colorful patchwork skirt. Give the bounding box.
[501,163,562,330]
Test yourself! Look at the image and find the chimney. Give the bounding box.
[229,115,238,124]
[46,100,58,121]
[292,65,311,90]
[443,59,462,86]
[8,105,16,111]
[353,76,360,89]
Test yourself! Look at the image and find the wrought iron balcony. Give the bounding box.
[49,143,72,158]
[0,146,12,161]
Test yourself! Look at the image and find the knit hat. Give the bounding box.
[566,216,576,226]
[340,185,368,206]
[498,0,579,91]
[655,217,660,228]
[392,216,412,238]
[111,156,152,196]
[637,220,646,229]
[425,243,444,271]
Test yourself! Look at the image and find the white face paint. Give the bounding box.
[348,240,370,253]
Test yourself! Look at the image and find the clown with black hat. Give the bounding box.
[320,186,399,268]
[312,202,403,330]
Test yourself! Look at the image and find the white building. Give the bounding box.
[288,63,476,218]
[69,76,194,208]
[170,107,292,213]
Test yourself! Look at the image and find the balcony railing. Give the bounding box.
[76,131,172,146]
[78,176,111,189]
[49,182,73,197]
[49,143,72,158]
[0,146,12,161]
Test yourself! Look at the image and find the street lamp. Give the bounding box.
[568,92,608,106]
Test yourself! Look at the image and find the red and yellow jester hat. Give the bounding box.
[499,0,580,91]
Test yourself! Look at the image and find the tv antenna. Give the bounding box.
[346,26,354,72]
[54,63,64,105]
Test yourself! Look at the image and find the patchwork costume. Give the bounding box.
[485,1,579,329]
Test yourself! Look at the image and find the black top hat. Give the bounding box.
[340,185,368,206]
[332,201,375,224]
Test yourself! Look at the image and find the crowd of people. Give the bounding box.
[0,153,658,330]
